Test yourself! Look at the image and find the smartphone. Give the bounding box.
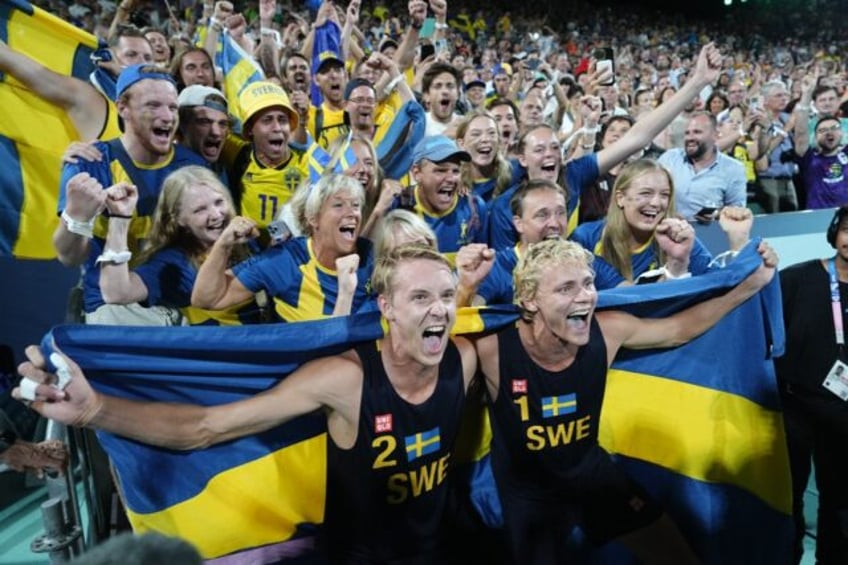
[267,219,293,246]
[419,16,436,39]
[593,47,615,86]
[419,43,435,61]
[696,206,717,218]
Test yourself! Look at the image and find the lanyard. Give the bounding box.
[828,257,844,346]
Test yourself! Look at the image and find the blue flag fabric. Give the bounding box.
[214,31,264,134]
[0,0,98,258]
[309,20,341,107]
[44,242,791,562]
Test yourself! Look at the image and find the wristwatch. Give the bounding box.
[0,428,17,456]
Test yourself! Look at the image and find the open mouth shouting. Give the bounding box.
[150,123,175,150]
[565,309,591,332]
[421,324,447,354]
[339,221,358,246]
[474,144,494,165]
[539,159,559,180]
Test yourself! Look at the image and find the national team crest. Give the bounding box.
[512,379,527,394]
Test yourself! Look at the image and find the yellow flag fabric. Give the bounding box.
[0,0,101,258]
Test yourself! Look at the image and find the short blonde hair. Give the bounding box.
[372,209,437,259]
[289,173,366,236]
[371,244,451,298]
[513,239,594,318]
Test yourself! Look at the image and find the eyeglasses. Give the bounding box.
[817,125,842,135]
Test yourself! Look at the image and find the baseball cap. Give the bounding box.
[464,79,486,92]
[316,50,345,73]
[177,85,228,114]
[378,37,398,53]
[412,135,471,165]
[116,64,176,99]
[344,78,375,101]
[238,81,299,132]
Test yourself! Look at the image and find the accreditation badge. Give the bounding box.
[823,360,848,400]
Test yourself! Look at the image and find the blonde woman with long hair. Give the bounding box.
[571,159,750,289]
[98,166,260,325]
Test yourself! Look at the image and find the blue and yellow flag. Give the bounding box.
[405,427,441,463]
[46,242,792,562]
[330,98,425,182]
[0,0,98,258]
[214,32,264,132]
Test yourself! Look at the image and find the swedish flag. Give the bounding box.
[541,394,577,418]
[214,31,264,132]
[44,242,792,562]
[404,427,441,463]
[0,0,97,258]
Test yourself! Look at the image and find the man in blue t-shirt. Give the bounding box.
[53,64,207,322]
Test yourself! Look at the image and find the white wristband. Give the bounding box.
[583,124,600,134]
[61,210,95,238]
[384,74,404,96]
[95,249,132,265]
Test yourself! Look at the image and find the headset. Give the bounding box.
[826,207,848,248]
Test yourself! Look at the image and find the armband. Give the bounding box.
[61,210,95,238]
[384,74,404,96]
[95,249,132,265]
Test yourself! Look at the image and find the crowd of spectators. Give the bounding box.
[3,0,846,562]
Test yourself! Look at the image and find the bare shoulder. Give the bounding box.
[287,349,364,408]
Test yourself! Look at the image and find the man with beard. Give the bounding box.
[657,111,746,222]
[280,52,312,96]
[793,96,848,207]
[423,63,462,136]
[15,245,482,563]
[490,44,728,249]
[403,136,488,266]
[53,64,207,324]
[176,85,230,172]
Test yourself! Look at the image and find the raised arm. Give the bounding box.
[393,0,426,72]
[190,217,258,309]
[15,345,363,451]
[596,241,777,364]
[0,39,108,141]
[793,71,817,157]
[596,43,722,176]
[98,183,149,304]
[53,172,107,267]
